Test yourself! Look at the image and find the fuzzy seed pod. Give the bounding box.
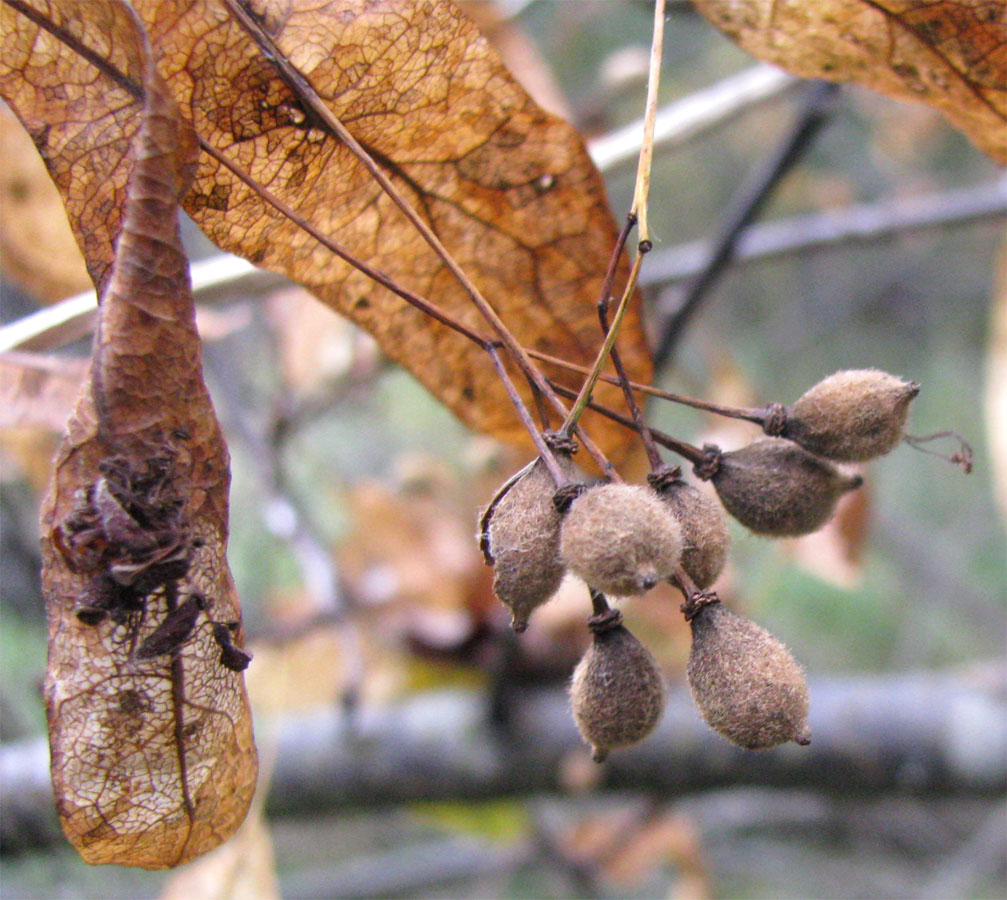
[708,438,861,537]
[570,610,666,761]
[483,454,575,631]
[653,475,729,589]
[560,483,681,596]
[687,601,810,750]
[783,369,919,462]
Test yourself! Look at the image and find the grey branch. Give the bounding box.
[643,178,1007,289]
[588,64,797,173]
[2,668,1004,854]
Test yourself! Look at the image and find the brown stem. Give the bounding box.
[560,250,645,447]
[205,138,625,476]
[527,348,772,425]
[598,214,637,312]
[589,588,611,617]
[548,380,707,467]
[597,244,663,471]
[487,346,568,488]
[670,565,700,600]
[195,142,492,351]
[631,0,666,246]
[528,377,553,431]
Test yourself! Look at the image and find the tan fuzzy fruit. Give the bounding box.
[687,601,810,750]
[570,610,666,762]
[709,438,861,537]
[654,474,729,589]
[560,483,682,596]
[484,453,576,631]
[784,369,920,462]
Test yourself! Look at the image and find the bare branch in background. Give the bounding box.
[588,64,798,173]
[642,179,1007,286]
[651,79,841,368]
[2,667,1004,853]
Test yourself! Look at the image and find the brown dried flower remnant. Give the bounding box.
[58,455,192,627]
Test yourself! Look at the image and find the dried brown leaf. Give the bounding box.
[2,0,649,455]
[20,4,256,868]
[134,0,648,456]
[458,0,573,119]
[692,0,1007,163]
[158,806,279,900]
[0,107,91,300]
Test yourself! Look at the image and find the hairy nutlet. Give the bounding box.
[784,368,919,462]
[687,601,810,750]
[709,438,861,537]
[654,475,729,589]
[560,483,681,596]
[570,611,666,762]
[484,453,576,631]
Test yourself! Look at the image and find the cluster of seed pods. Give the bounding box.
[480,369,920,760]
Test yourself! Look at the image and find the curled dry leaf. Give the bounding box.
[133,0,651,458]
[9,2,257,869]
[692,0,1007,164]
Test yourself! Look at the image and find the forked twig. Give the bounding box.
[487,345,570,487]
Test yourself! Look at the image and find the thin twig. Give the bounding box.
[599,295,663,470]
[631,0,666,247]
[487,345,569,487]
[589,588,611,617]
[199,140,627,475]
[549,379,706,467]
[10,176,997,357]
[652,79,841,368]
[529,349,766,420]
[641,178,1007,287]
[195,141,492,351]
[556,0,662,466]
[598,214,638,316]
[553,214,636,468]
[560,251,644,447]
[558,0,663,448]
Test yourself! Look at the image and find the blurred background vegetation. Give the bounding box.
[1,1,1004,898]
